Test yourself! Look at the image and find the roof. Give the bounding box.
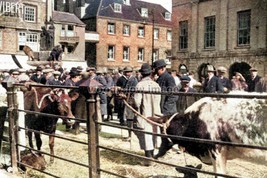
[83,0,172,27]
[53,11,85,26]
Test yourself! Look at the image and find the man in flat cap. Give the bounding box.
[46,71,62,86]
[152,59,178,115]
[176,75,197,114]
[134,63,162,166]
[247,67,261,92]
[217,66,232,93]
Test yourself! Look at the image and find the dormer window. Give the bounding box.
[114,3,122,13]
[123,0,131,5]
[164,12,171,21]
[141,8,148,17]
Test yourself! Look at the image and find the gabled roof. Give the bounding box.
[53,11,85,26]
[83,0,172,26]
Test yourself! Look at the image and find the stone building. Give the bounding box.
[0,0,46,54]
[75,0,172,71]
[172,0,267,81]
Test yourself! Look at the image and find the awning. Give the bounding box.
[0,54,35,70]
[61,61,88,71]
[0,54,19,70]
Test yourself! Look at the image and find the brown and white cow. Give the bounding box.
[24,84,79,163]
[150,94,267,176]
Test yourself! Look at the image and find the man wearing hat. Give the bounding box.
[152,59,178,115]
[46,71,62,86]
[115,66,134,125]
[176,75,197,114]
[247,67,261,92]
[203,65,224,93]
[64,69,81,86]
[18,68,30,82]
[134,63,162,166]
[30,66,46,84]
[217,66,232,93]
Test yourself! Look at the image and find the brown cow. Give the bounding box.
[150,93,267,177]
[24,84,79,163]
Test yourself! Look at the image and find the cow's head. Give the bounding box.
[148,113,189,136]
[50,89,79,119]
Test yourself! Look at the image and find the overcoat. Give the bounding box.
[134,76,162,150]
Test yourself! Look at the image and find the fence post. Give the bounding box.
[6,82,18,173]
[87,93,100,178]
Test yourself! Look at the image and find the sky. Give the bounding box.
[139,0,172,12]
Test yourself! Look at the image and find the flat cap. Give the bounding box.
[206,65,215,72]
[53,71,61,76]
[180,75,191,83]
[249,67,257,71]
[123,66,133,72]
[217,66,227,73]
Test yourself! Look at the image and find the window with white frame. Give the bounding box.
[123,24,130,36]
[24,5,36,22]
[18,32,38,51]
[238,10,251,46]
[154,28,159,39]
[138,26,144,37]
[153,49,159,62]
[0,31,2,50]
[67,25,74,36]
[167,30,172,41]
[108,45,115,60]
[123,0,130,5]
[138,48,144,61]
[123,46,130,61]
[141,8,148,17]
[61,25,66,36]
[27,33,38,43]
[108,22,115,34]
[114,3,122,13]
[164,12,171,21]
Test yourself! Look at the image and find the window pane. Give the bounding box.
[238,10,251,45]
[138,48,144,61]
[108,23,115,34]
[24,6,35,22]
[204,16,216,48]
[123,46,129,61]
[108,46,115,60]
[179,21,188,49]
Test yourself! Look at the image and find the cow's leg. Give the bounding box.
[35,132,42,150]
[209,147,227,178]
[49,135,55,163]
[154,138,174,159]
[28,131,34,149]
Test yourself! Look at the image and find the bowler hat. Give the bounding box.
[139,63,151,75]
[152,59,166,69]
[206,65,215,72]
[77,66,83,72]
[123,66,133,72]
[69,70,80,77]
[180,75,191,83]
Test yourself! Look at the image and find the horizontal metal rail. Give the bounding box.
[98,145,239,178]
[17,109,85,123]
[17,144,90,169]
[18,127,88,145]
[17,161,60,178]
[98,121,267,151]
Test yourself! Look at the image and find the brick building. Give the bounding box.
[172,0,267,81]
[76,0,172,71]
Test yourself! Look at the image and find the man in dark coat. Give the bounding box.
[176,75,197,114]
[203,65,224,93]
[30,66,46,84]
[247,67,261,92]
[115,67,133,125]
[217,66,232,93]
[152,59,178,116]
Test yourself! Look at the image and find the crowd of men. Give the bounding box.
[0,60,266,166]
